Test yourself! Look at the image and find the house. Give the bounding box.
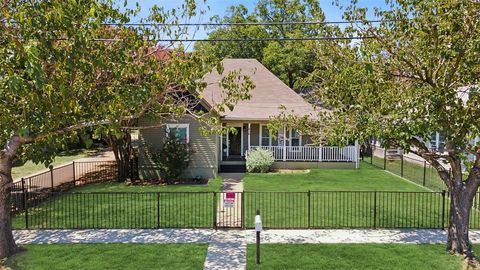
[138,59,359,180]
[370,86,480,170]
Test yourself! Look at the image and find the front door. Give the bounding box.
[228,127,242,156]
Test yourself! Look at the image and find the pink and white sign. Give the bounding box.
[224,193,236,208]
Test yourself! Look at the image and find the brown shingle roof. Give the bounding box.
[202,59,319,121]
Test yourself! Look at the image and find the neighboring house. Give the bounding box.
[371,86,480,170]
[138,59,359,180]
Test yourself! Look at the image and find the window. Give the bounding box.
[260,125,271,146]
[430,133,438,149]
[430,132,445,151]
[438,133,445,150]
[166,124,189,143]
[290,129,301,146]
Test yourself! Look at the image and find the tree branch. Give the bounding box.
[409,137,452,188]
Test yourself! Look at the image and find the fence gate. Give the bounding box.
[216,192,243,228]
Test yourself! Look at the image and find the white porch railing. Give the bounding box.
[248,145,358,163]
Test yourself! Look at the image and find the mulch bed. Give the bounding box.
[128,178,208,186]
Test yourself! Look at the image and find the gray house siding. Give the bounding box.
[138,115,219,180]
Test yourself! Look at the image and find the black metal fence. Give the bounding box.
[9,155,476,230]
[10,161,117,214]
[12,189,480,230]
[366,145,448,191]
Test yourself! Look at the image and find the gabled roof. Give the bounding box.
[201,59,319,121]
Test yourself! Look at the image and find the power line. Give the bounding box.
[56,36,373,42]
[102,20,383,27]
[147,36,374,42]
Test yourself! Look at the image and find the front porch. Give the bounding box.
[248,145,358,163]
[219,122,360,168]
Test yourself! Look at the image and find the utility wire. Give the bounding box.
[8,19,378,42]
[56,36,374,42]
[101,20,383,27]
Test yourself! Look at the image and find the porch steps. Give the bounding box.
[219,164,246,173]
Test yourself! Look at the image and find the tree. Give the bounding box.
[194,5,269,60]
[149,132,192,182]
[262,39,315,90]
[256,0,325,89]
[0,0,138,257]
[195,0,328,90]
[283,0,480,261]
[0,0,253,258]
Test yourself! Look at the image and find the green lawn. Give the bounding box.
[246,244,466,270]
[5,243,207,270]
[369,155,447,191]
[244,163,427,192]
[242,164,450,229]
[12,149,98,180]
[12,178,222,229]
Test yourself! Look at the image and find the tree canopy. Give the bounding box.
[0,0,253,258]
[278,0,479,259]
[194,0,329,90]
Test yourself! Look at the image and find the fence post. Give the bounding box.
[21,178,28,229]
[383,148,387,170]
[373,191,377,229]
[441,190,446,230]
[157,193,160,228]
[20,177,25,211]
[50,167,54,192]
[307,191,311,228]
[72,161,76,186]
[400,154,404,177]
[241,192,245,229]
[213,192,217,228]
[422,161,427,186]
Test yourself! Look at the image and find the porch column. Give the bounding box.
[220,132,223,161]
[248,123,251,153]
[226,128,229,158]
[283,126,287,161]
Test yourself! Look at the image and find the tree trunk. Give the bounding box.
[108,130,133,182]
[446,181,478,262]
[0,156,17,258]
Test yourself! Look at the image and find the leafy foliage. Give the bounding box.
[0,0,254,168]
[194,5,269,60]
[246,149,275,173]
[273,0,480,256]
[150,132,192,182]
[194,0,329,89]
[0,0,254,258]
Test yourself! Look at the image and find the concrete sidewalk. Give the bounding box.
[14,229,480,245]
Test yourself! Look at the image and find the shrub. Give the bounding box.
[150,132,192,182]
[246,149,274,173]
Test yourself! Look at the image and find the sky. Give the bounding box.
[121,0,389,49]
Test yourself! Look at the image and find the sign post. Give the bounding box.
[255,209,262,264]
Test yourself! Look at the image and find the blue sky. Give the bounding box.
[125,0,388,22]
[122,0,388,48]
